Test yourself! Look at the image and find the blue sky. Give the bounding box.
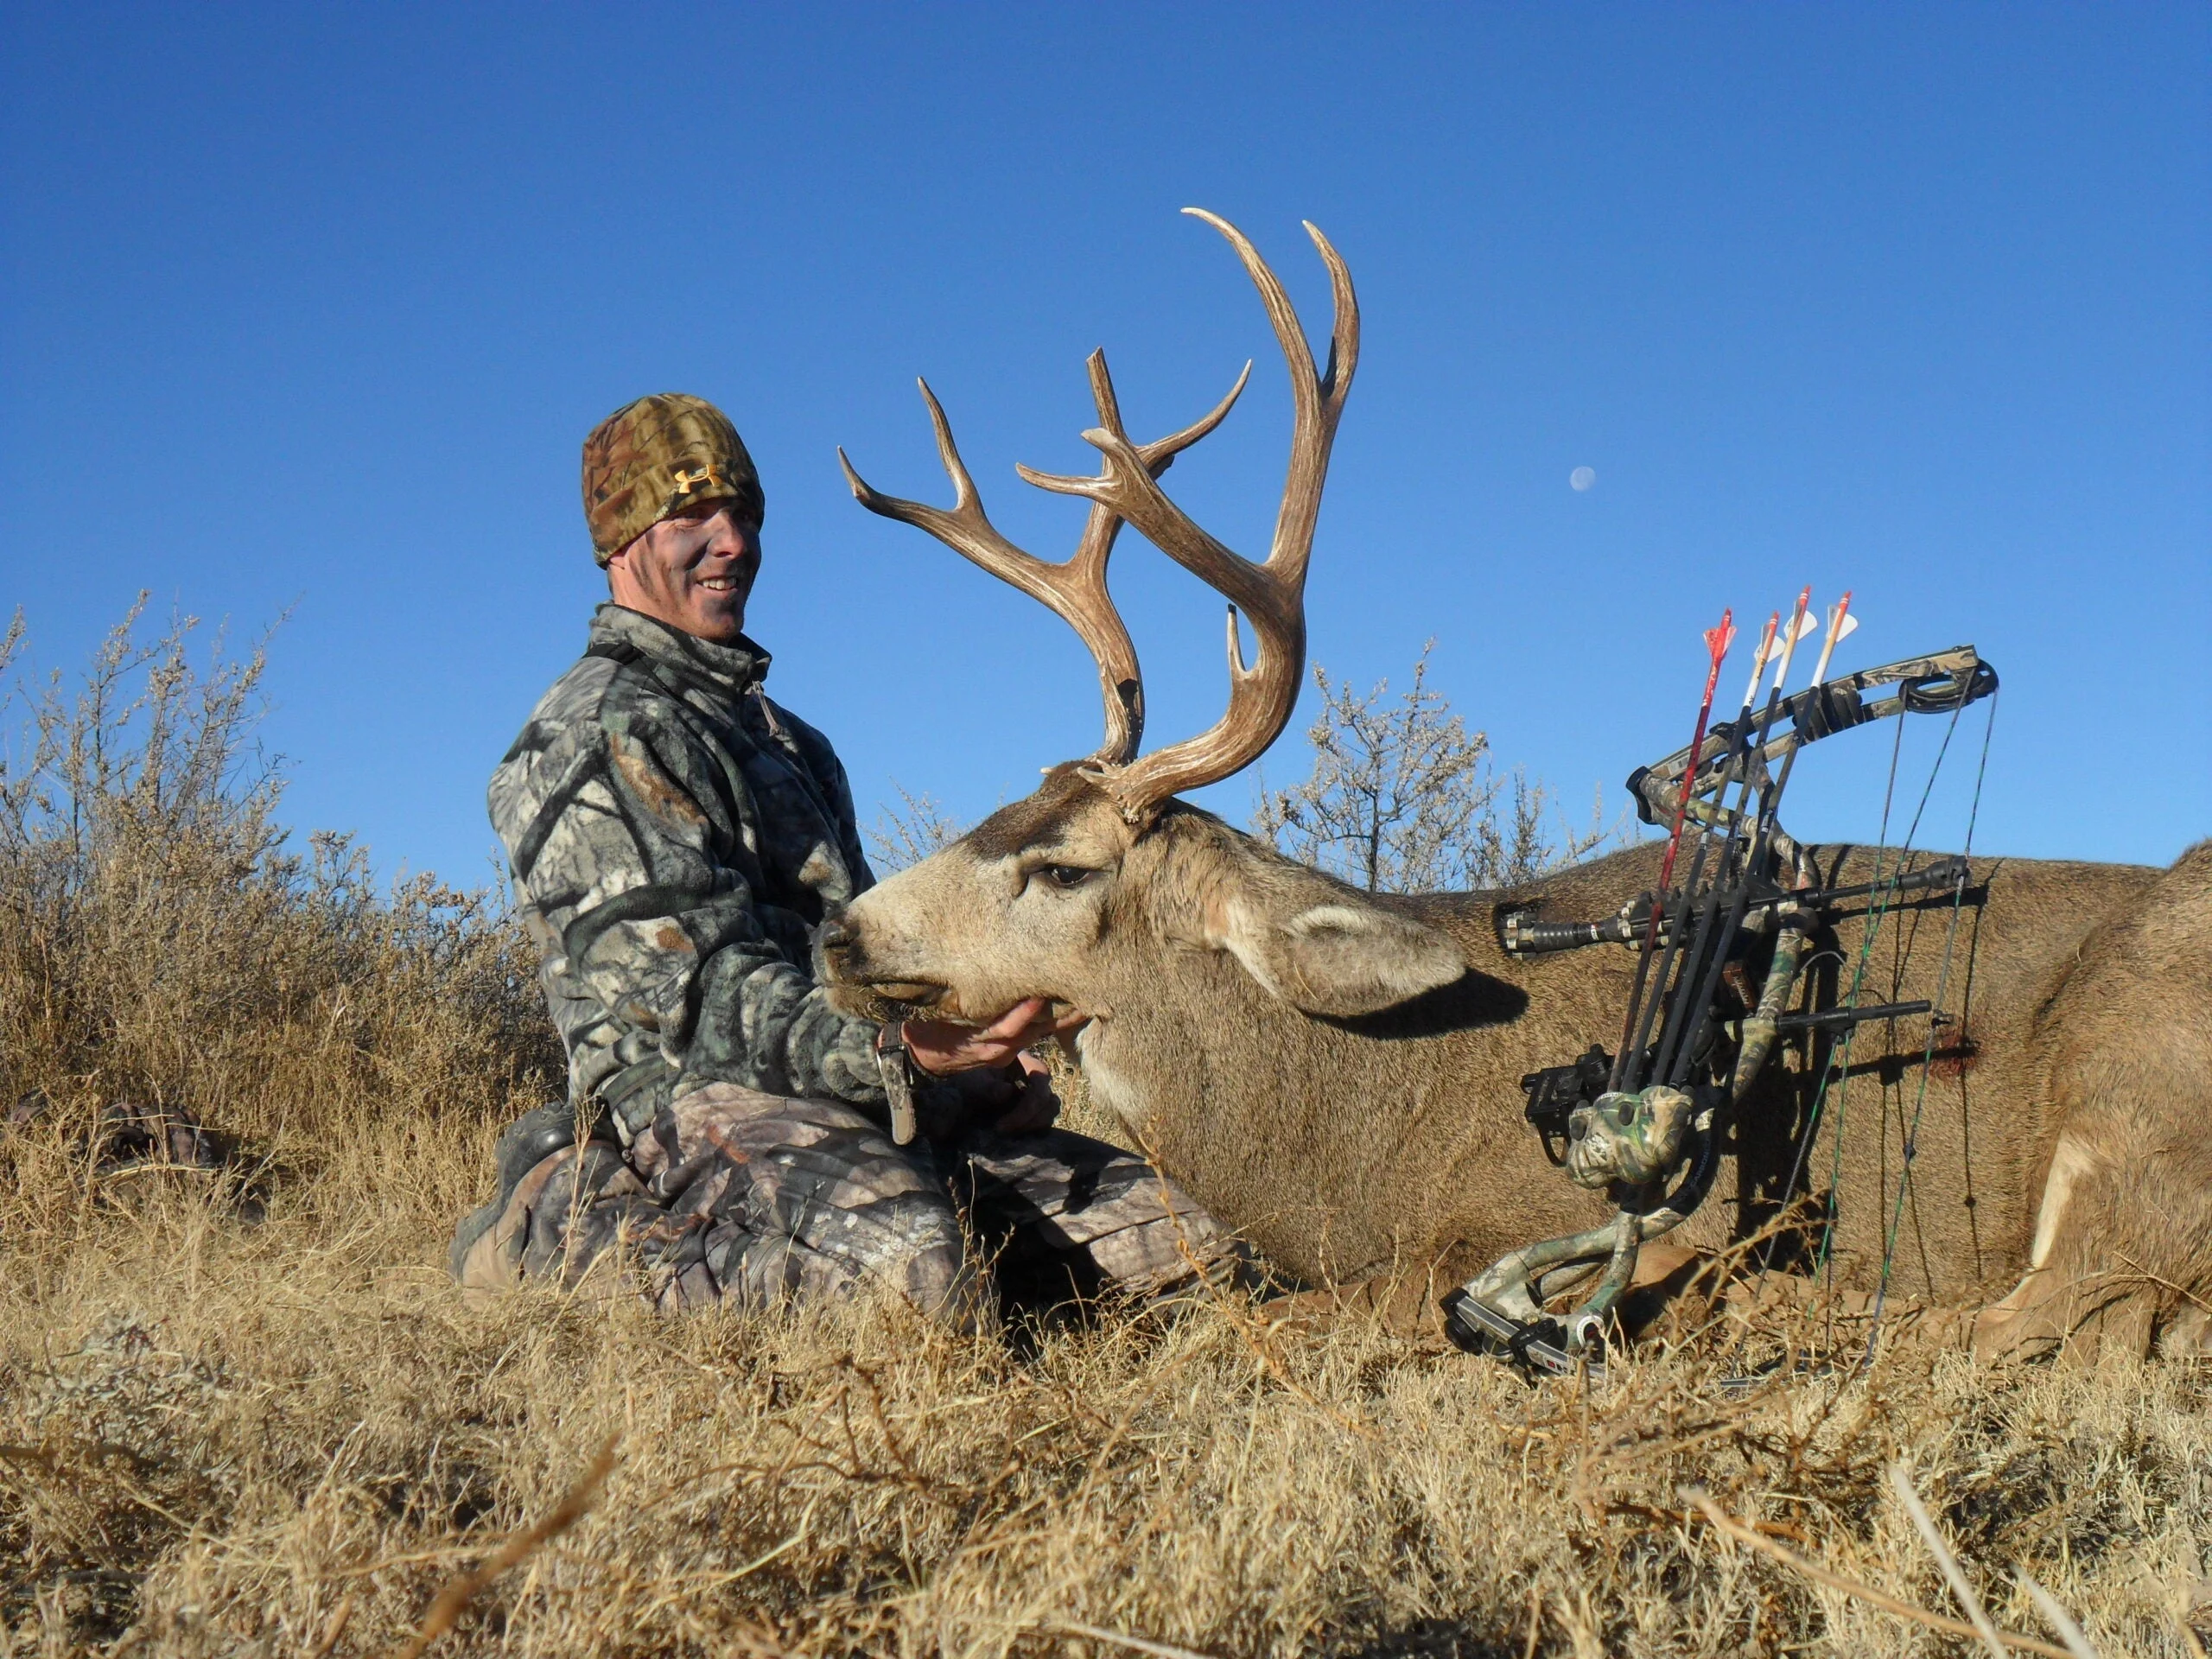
[4,3,2206,885]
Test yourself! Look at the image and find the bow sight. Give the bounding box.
[1444,616,1997,1379]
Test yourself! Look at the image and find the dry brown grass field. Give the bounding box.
[3,611,2207,1658]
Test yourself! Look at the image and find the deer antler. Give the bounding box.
[839,353,1249,766]
[1016,210,1358,818]
[842,211,1354,812]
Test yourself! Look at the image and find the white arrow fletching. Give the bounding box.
[1806,594,1856,688]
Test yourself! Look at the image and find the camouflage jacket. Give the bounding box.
[490,604,886,1141]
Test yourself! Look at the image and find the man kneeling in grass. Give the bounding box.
[453,394,1237,1325]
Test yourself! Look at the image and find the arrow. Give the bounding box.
[1613,607,1734,1090]
[1739,611,1781,713]
[1807,591,1856,688]
[1770,586,1815,692]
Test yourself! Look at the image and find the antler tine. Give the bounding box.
[1084,348,1253,480]
[841,359,1252,768]
[840,380,1145,766]
[1068,346,1251,581]
[1016,212,1360,819]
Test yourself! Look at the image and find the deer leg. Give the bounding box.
[1974,1129,2158,1363]
[1979,843,2212,1362]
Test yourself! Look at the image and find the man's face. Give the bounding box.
[605,500,762,643]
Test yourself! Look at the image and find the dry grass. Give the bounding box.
[3,609,2208,1657]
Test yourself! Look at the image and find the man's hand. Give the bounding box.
[933,1051,1060,1135]
[902,997,1084,1077]
[901,997,1079,1137]
[993,1052,1059,1135]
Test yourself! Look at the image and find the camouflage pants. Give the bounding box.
[452,1083,1237,1327]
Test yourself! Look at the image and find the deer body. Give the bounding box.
[824,212,2212,1356]
[824,766,2212,1351]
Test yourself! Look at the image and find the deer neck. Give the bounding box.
[1071,935,1423,1281]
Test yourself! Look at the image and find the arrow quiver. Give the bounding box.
[1446,643,1996,1378]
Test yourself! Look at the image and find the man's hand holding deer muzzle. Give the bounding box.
[901,996,1086,1135]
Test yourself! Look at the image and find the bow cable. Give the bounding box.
[1859,688,1999,1364]
[1761,664,1971,1344]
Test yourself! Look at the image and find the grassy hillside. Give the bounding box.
[3,612,2206,1657]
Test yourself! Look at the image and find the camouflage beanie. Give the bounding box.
[582,393,765,565]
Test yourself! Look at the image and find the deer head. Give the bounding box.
[817,212,1465,1043]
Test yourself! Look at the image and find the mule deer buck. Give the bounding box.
[821,210,2212,1361]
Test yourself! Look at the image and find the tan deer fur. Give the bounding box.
[821,769,2212,1361]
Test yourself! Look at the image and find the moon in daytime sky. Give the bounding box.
[1570,466,1596,492]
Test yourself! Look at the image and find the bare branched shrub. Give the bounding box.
[1252,642,1618,892]
[867,783,965,874]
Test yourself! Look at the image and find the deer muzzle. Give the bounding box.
[814,912,946,1018]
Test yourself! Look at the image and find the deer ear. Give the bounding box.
[1211,887,1466,1016]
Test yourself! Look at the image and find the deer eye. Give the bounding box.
[1039,864,1096,890]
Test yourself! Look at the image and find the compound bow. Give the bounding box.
[1443,599,1999,1377]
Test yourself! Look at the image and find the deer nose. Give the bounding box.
[817,912,858,963]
